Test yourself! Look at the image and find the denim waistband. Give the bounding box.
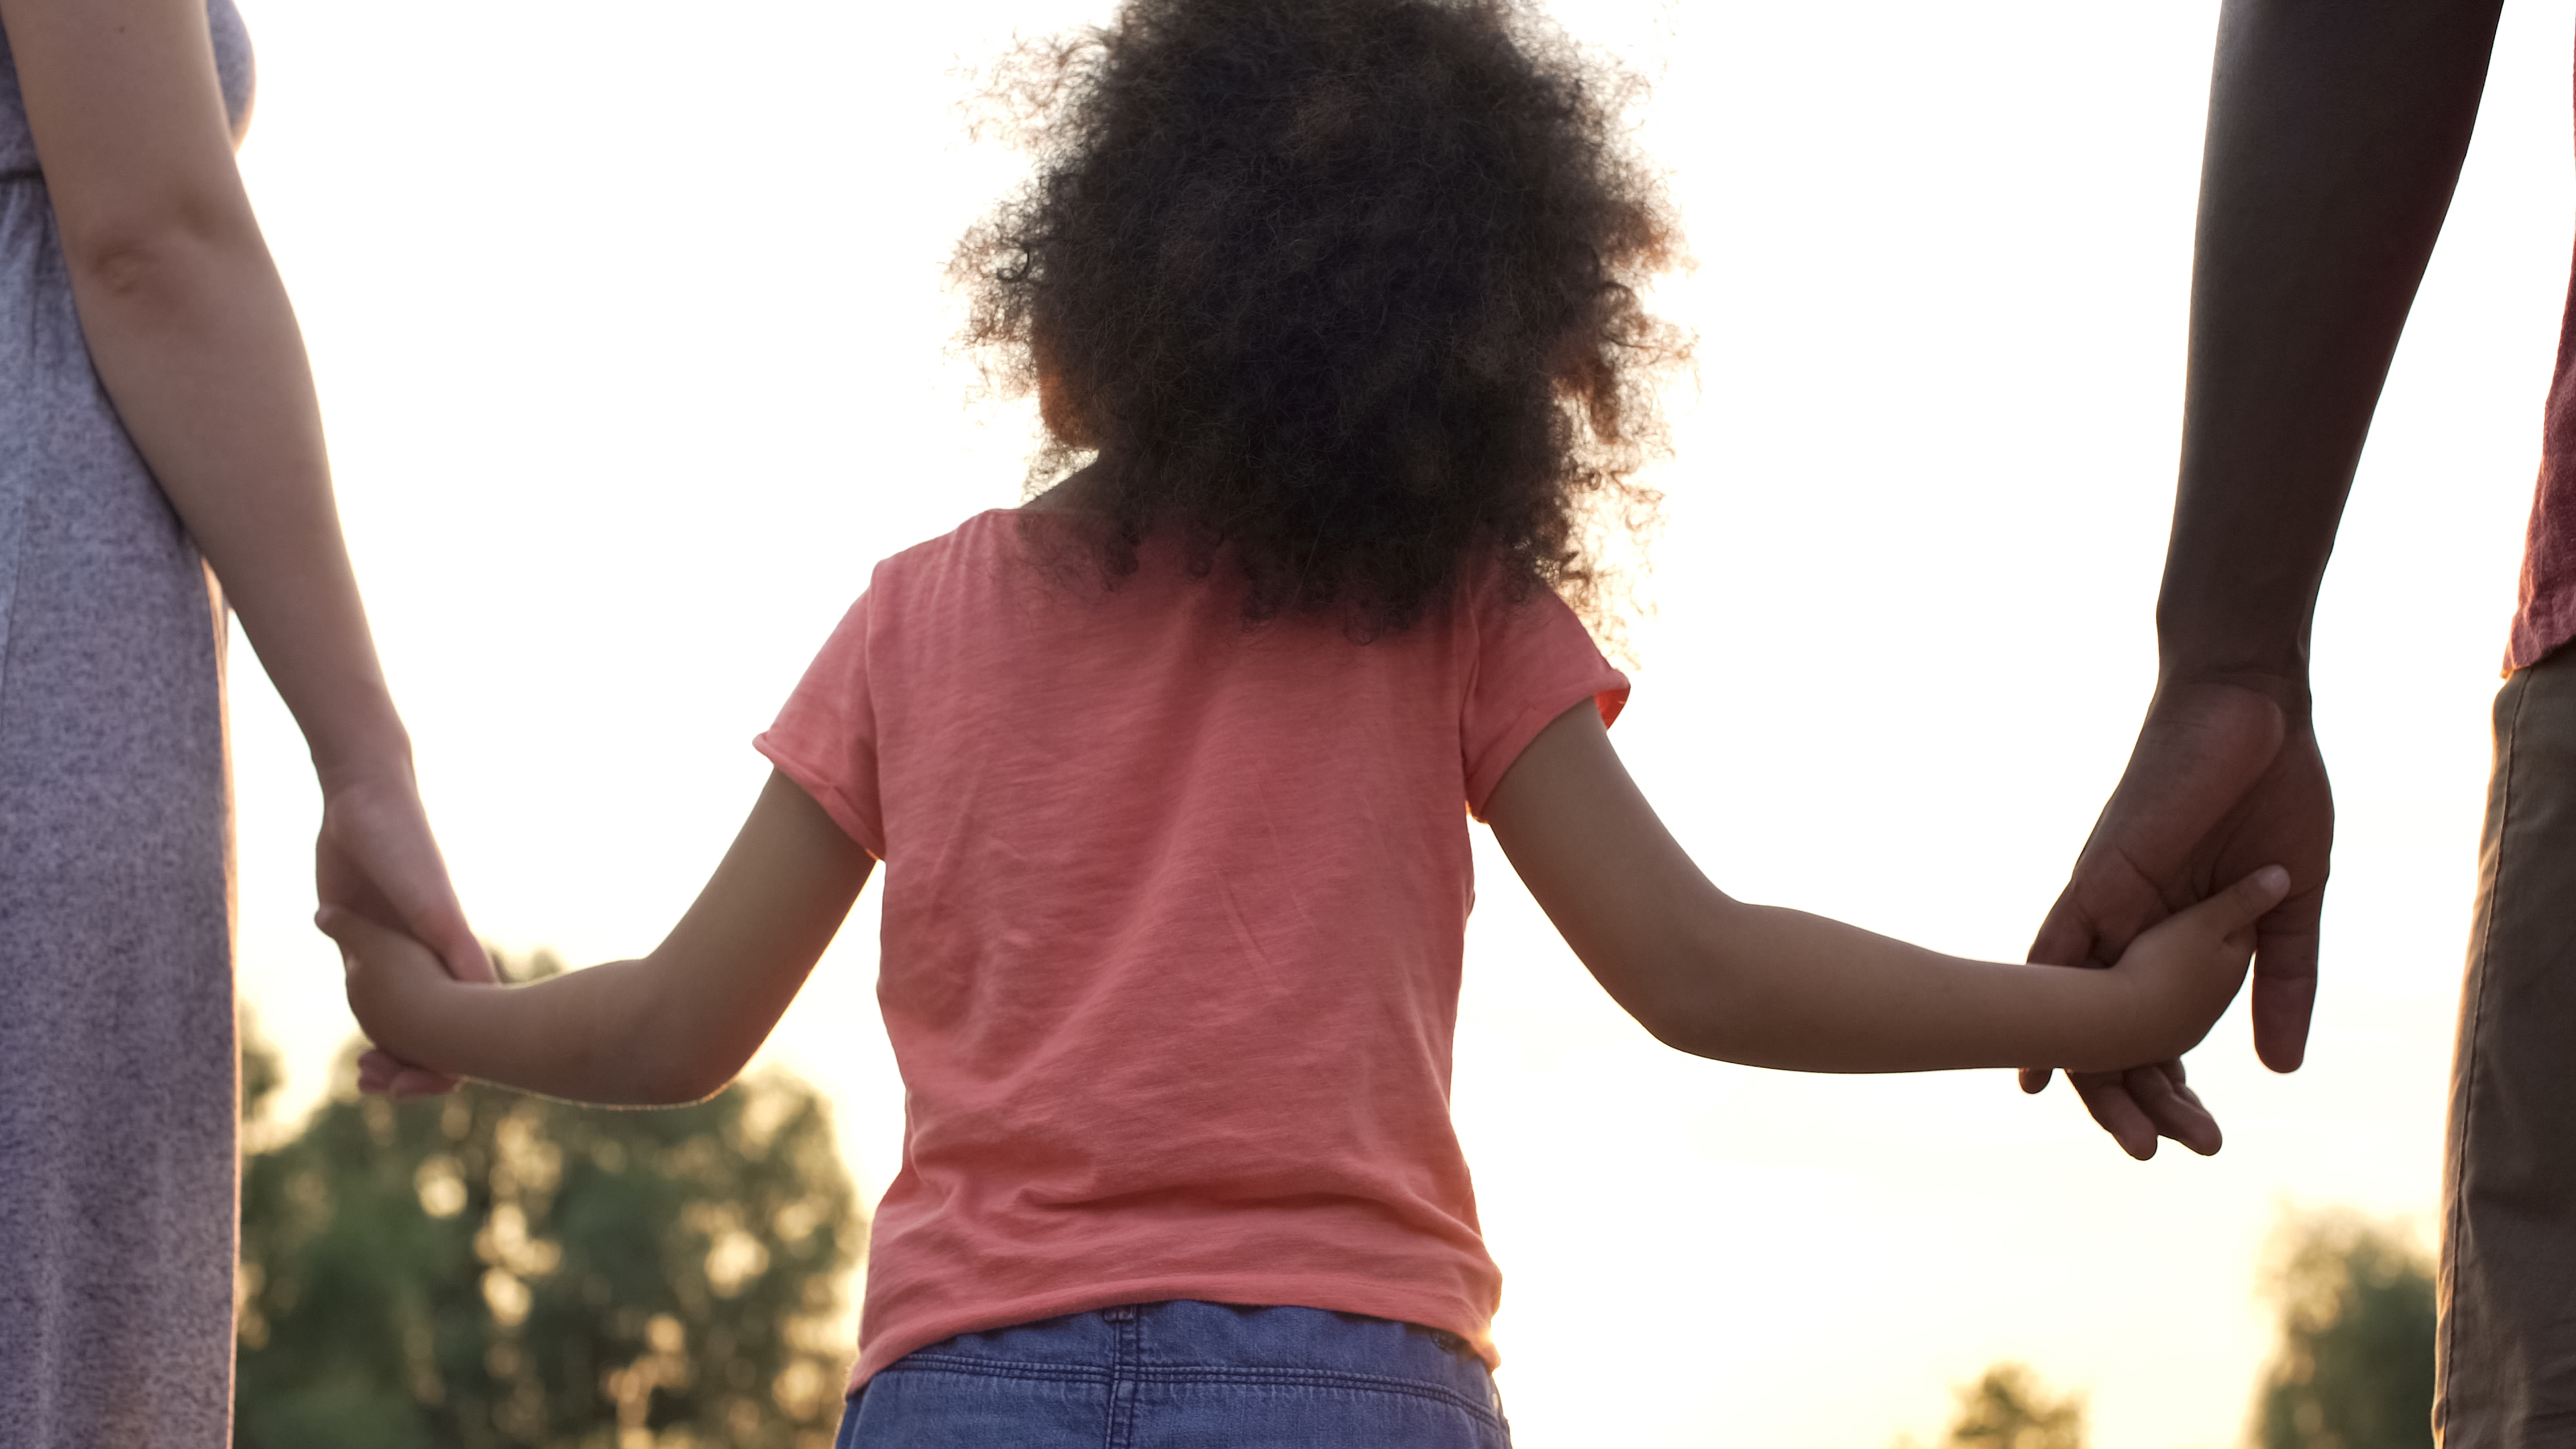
[873,1299,1504,1426]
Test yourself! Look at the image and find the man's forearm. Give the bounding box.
[2157,0,2502,687]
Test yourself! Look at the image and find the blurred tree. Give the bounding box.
[1946,1364,2086,1449]
[1945,1364,2087,1449]
[2252,1210,2434,1449]
[241,1009,284,1124]
[235,950,863,1449]
[1891,1362,2088,1449]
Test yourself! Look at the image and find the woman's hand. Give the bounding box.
[317,771,876,1109]
[315,765,492,1097]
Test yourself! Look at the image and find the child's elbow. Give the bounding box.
[645,1049,745,1106]
[1586,922,1750,1062]
[1605,955,1742,1063]
[1629,994,1741,1063]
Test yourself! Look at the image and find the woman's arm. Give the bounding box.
[327,771,879,1106]
[1483,702,2287,1074]
[1,0,486,1012]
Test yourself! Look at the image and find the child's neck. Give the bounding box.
[1024,460,1112,515]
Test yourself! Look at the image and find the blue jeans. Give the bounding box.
[834,1301,1513,1448]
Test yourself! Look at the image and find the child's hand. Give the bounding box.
[316,771,494,1098]
[2103,865,2292,1063]
[317,904,476,1091]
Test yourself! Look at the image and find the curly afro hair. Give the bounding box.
[957,0,1685,638]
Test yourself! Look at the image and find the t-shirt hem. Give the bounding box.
[847,1275,1500,1393]
[2508,603,2576,674]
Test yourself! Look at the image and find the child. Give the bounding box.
[326,0,2288,1442]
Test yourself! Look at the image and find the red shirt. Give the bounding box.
[2512,41,2576,672]
[2515,245,2576,669]
[755,511,1626,1389]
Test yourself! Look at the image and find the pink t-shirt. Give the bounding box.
[754,510,1627,1390]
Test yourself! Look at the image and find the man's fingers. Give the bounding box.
[2027,893,2104,970]
[2022,891,2114,1099]
[2124,1061,2222,1157]
[2053,1063,2221,1159]
[2250,886,2323,1074]
[2067,1073,2159,1161]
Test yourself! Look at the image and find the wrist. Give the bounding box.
[2037,961,2161,1074]
[307,704,416,798]
[2149,657,2312,724]
[382,971,490,1079]
[2153,602,2314,715]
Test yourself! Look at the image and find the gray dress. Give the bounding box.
[0,6,254,1444]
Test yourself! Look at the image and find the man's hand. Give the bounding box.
[2023,676,2333,1158]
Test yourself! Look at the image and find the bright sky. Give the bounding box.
[222,0,2573,1444]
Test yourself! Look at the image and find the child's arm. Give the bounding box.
[321,769,876,1105]
[1484,702,2288,1074]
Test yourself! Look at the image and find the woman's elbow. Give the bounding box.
[59,203,252,311]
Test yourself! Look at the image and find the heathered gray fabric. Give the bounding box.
[0,7,254,1445]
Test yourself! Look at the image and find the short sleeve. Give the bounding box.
[1459,584,1629,818]
[755,588,887,857]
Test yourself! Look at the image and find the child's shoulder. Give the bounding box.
[877,508,1020,569]
[858,508,1030,593]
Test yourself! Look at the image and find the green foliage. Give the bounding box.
[1944,1364,2087,1449]
[2252,1210,2435,1449]
[241,1010,284,1124]
[1892,1362,2088,1449]
[235,952,862,1449]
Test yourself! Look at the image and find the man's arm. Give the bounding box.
[2030,0,2504,1157]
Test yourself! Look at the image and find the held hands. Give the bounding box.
[2096,864,2291,1067]
[314,767,494,1097]
[2027,678,2333,1159]
[317,903,471,1082]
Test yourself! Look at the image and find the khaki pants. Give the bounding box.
[2439,645,2576,1445]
